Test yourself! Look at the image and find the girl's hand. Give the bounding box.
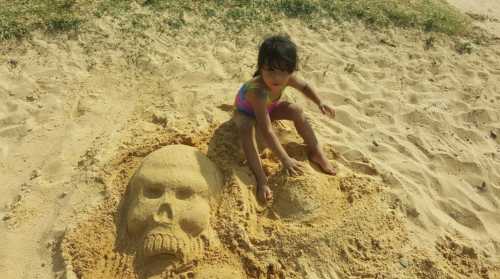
[283,158,305,176]
[318,102,336,119]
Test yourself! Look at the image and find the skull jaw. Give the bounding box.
[140,228,205,264]
[137,230,205,279]
[143,232,174,256]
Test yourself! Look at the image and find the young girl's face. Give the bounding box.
[260,65,292,92]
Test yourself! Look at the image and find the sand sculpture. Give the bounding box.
[125,144,222,264]
[122,144,235,278]
[62,139,403,279]
[61,136,496,278]
[62,144,248,278]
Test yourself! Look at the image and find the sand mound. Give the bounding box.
[59,125,499,278]
[271,167,336,220]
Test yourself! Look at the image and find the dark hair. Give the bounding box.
[253,35,298,77]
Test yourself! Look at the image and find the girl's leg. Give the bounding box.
[270,102,336,175]
[234,112,273,201]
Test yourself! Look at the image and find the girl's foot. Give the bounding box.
[309,149,336,175]
[257,184,273,203]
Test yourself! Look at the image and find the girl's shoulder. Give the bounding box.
[243,77,261,89]
[243,77,268,99]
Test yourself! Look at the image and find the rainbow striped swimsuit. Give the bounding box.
[234,79,284,117]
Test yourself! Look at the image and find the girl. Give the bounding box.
[233,35,336,202]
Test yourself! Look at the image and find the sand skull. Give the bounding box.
[125,145,222,262]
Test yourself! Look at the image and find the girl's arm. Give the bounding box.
[253,96,290,163]
[288,75,335,118]
[288,75,321,105]
[254,101,304,175]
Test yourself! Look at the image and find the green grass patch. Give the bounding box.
[317,0,469,34]
[0,0,471,41]
[0,0,81,40]
[93,0,132,17]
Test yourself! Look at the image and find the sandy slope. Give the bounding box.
[448,0,500,37]
[1,8,500,279]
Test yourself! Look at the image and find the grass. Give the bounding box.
[0,0,81,40]
[0,0,471,41]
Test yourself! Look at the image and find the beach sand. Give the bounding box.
[448,0,500,37]
[1,2,500,278]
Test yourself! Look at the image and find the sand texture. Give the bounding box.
[1,3,500,279]
[447,0,500,37]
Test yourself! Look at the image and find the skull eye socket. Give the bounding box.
[176,188,195,200]
[143,185,163,199]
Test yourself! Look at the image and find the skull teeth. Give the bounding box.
[177,237,181,251]
[154,235,161,251]
[163,235,169,251]
[146,237,154,254]
[144,233,177,257]
[142,233,205,261]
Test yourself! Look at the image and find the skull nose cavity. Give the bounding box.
[154,204,173,223]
